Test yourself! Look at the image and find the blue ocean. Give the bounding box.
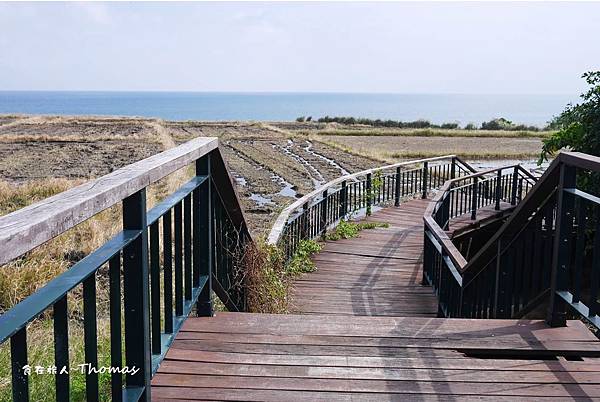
[0,91,578,127]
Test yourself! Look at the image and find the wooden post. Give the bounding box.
[422,162,429,199]
[122,189,152,401]
[366,173,372,216]
[320,189,328,234]
[394,167,401,206]
[196,154,213,317]
[495,169,502,210]
[471,176,478,220]
[547,164,576,327]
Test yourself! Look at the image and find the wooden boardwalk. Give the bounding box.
[291,198,437,317]
[289,198,510,317]
[153,313,600,401]
[153,199,600,401]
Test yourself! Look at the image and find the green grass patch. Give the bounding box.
[324,220,389,241]
[286,240,322,276]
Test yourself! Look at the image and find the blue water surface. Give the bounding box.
[0,91,578,126]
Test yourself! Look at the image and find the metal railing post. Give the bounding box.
[451,157,456,179]
[339,180,347,219]
[196,153,213,317]
[493,239,508,318]
[547,163,576,327]
[394,167,401,206]
[471,176,478,220]
[443,191,451,231]
[301,202,309,238]
[495,169,502,210]
[366,173,372,216]
[122,189,152,401]
[320,190,328,234]
[422,228,431,286]
[511,166,519,205]
[422,162,429,199]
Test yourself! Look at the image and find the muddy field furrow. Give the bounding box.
[0,115,544,235]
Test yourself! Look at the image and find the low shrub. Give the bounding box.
[324,220,389,241]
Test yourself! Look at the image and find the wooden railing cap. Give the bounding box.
[0,137,219,266]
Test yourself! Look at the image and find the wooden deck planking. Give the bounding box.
[153,312,600,401]
[291,198,436,317]
[153,198,600,400]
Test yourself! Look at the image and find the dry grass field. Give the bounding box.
[0,114,547,401]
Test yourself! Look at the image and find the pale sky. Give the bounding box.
[0,1,598,94]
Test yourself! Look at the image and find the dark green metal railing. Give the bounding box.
[269,155,476,260]
[0,138,251,401]
[424,151,600,332]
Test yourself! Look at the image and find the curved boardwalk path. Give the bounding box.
[291,198,438,316]
[153,199,600,401]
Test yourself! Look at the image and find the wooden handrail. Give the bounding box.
[0,137,218,266]
[267,154,463,245]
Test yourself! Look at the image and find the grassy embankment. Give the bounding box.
[302,127,549,161]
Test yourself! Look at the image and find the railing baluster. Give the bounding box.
[83,273,98,402]
[150,221,161,355]
[495,170,502,210]
[11,328,28,402]
[163,211,173,333]
[394,167,401,206]
[366,173,372,216]
[573,199,586,304]
[108,254,123,402]
[174,202,184,316]
[422,162,429,199]
[321,190,328,234]
[184,195,192,301]
[54,295,69,402]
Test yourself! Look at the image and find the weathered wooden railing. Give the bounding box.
[425,151,600,332]
[423,165,537,317]
[0,138,251,401]
[268,155,476,259]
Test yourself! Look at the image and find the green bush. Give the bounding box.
[540,71,600,162]
[441,122,459,129]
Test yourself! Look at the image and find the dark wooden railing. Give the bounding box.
[425,151,600,332]
[423,165,537,318]
[269,155,475,260]
[0,138,251,401]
